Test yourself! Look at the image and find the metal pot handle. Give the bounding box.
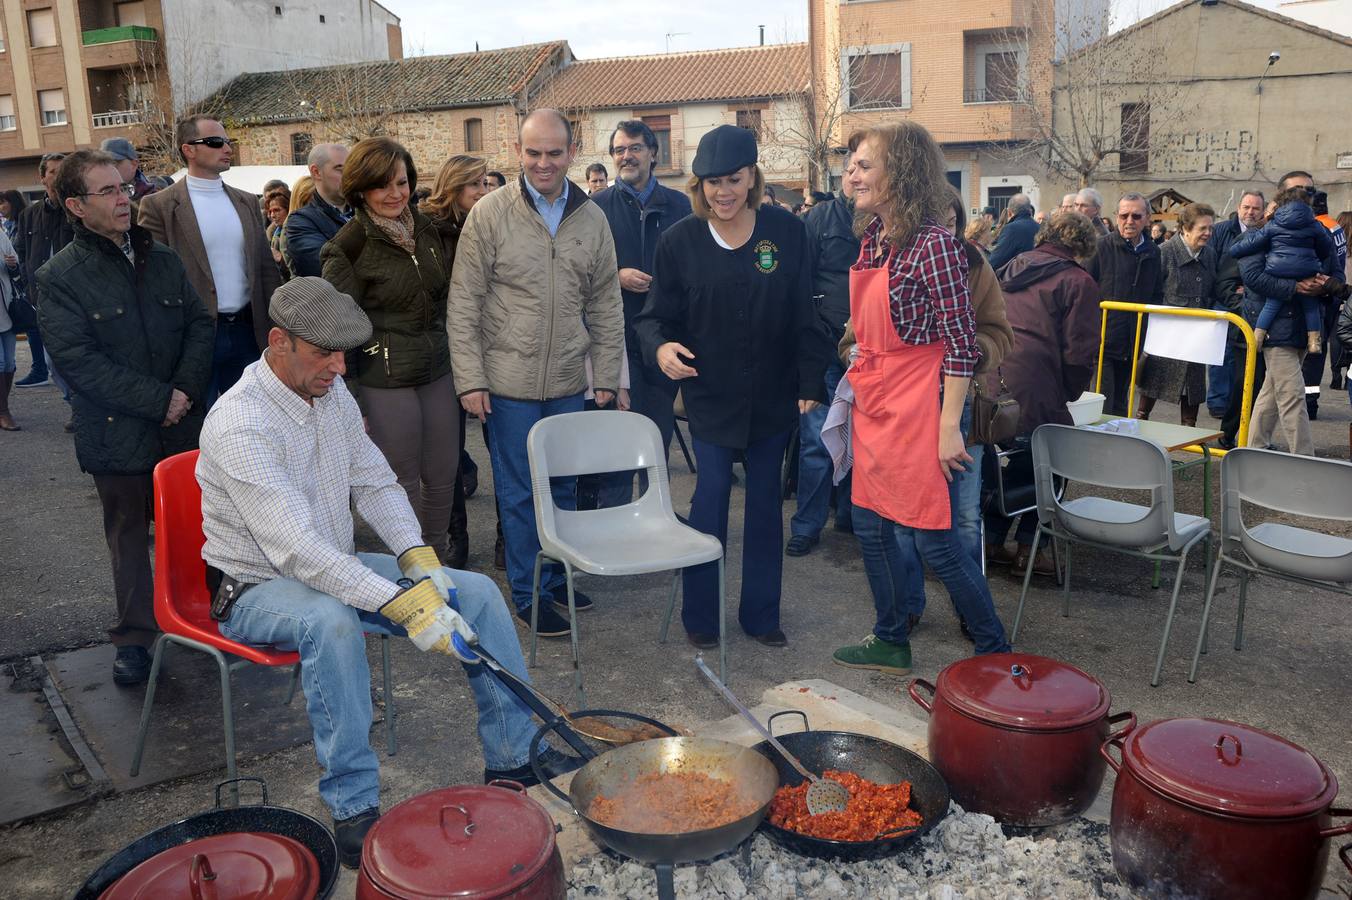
[439,804,476,841]
[214,777,267,809]
[907,679,936,715]
[767,710,809,735]
[1340,843,1351,876]
[529,717,595,805]
[1107,711,1137,742]
[488,778,527,794]
[1318,806,1352,840]
[1099,730,1128,774]
[189,854,219,900]
[1215,733,1243,766]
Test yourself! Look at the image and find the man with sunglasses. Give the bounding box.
[140,115,281,403]
[35,149,214,685]
[1086,192,1164,416]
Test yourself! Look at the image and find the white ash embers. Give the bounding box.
[568,805,1138,899]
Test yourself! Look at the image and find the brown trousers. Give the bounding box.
[93,473,158,648]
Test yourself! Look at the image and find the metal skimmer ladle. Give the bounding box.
[695,656,850,815]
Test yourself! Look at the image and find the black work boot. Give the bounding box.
[334,808,379,869]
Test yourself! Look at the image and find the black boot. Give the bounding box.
[447,475,469,569]
[334,808,379,869]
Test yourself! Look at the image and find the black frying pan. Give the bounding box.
[73,778,338,899]
[752,711,951,861]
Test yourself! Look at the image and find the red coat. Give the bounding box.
[996,244,1103,434]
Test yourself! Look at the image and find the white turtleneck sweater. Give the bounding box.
[186,174,248,315]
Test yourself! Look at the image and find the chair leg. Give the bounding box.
[1011,524,1043,643]
[213,647,239,802]
[1234,570,1250,651]
[529,552,546,667]
[979,519,987,576]
[1051,536,1064,587]
[562,561,584,709]
[1061,539,1073,616]
[1151,547,1192,688]
[718,556,727,684]
[659,569,680,644]
[674,420,696,474]
[129,634,169,778]
[284,663,300,706]
[1189,553,1226,683]
[381,635,397,756]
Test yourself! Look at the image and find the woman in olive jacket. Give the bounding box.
[321,137,456,558]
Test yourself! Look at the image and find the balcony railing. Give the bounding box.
[92,109,143,128]
[963,87,1031,104]
[82,26,157,46]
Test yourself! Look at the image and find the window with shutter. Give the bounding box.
[38,89,66,126]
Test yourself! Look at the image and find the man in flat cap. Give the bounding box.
[197,277,578,868]
[37,149,215,686]
[448,107,624,638]
[99,137,159,215]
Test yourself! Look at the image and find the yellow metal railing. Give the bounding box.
[1094,301,1257,452]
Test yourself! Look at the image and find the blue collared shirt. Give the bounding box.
[523,177,569,237]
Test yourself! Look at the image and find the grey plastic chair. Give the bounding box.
[1012,424,1212,686]
[1189,448,1352,683]
[526,410,726,705]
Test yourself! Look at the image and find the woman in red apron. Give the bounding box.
[831,123,1010,676]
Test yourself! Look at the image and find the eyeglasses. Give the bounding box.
[1117,212,1145,221]
[611,143,648,157]
[185,136,236,149]
[79,183,136,200]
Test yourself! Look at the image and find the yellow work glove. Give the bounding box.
[380,578,478,663]
[398,545,458,601]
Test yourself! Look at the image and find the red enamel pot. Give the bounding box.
[1102,717,1352,899]
[356,780,564,900]
[908,652,1134,826]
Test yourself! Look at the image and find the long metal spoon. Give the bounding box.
[695,656,850,815]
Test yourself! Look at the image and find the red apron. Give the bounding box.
[848,259,950,530]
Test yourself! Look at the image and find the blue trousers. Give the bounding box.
[22,323,47,379]
[791,359,851,539]
[1207,342,1235,415]
[485,393,583,612]
[207,316,261,407]
[684,428,792,636]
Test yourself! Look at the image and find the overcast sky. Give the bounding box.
[392,0,1288,59]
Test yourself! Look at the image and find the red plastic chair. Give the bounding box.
[130,450,396,784]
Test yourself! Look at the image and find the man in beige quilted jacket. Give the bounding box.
[448,108,624,638]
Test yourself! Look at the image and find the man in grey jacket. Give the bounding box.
[448,108,624,638]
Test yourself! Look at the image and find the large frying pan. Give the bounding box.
[530,720,779,900]
[752,711,951,861]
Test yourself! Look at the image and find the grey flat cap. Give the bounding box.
[269,277,372,351]
[99,138,138,161]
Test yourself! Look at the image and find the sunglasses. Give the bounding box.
[1117,212,1145,221]
[185,136,236,149]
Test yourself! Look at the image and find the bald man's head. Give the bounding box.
[516,107,576,202]
[519,108,572,146]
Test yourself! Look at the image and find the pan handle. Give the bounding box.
[529,717,594,806]
[1107,710,1137,743]
[189,854,219,900]
[1099,731,1128,774]
[214,777,267,809]
[767,710,809,735]
[907,679,936,715]
[1318,807,1352,840]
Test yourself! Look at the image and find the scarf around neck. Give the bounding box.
[367,206,417,255]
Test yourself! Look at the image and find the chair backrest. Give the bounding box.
[1219,448,1352,578]
[153,450,214,635]
[1031,424,1180,549]
[526,410,676,550]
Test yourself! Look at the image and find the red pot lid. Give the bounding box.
[1121,718,1338,819]
[100,832,318,900]
[934,653,1111,731]
[362,782,557,898]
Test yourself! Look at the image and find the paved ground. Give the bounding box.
[1,340,1350,898]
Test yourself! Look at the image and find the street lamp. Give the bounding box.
[1256,51,1279,95]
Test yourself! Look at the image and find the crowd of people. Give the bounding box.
[3,106,1350,866]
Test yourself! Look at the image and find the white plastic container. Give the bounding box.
[1066,391,1106,426]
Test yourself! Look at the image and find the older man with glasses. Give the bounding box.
[140,115,280,403]
[36,149,215,685]
[1086,192,1164,416]
[1074,187,1109,234]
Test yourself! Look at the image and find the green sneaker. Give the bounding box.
[833,635,912,676]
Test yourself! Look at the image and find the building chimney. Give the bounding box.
[759,25,765,46]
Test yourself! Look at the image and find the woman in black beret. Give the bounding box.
[635,125,831,649]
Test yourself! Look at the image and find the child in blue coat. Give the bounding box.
[1230,186,1335,353]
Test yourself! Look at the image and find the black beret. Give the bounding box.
[692,125,758,178]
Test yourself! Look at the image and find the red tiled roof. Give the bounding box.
[541,43,810,110]
[206,42,569,125]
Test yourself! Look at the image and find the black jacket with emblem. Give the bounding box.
[36,223,215,475]
[320,207,452,397]
[636,205,831,448]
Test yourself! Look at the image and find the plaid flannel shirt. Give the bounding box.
[853,218,979,378]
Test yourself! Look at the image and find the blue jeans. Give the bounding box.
[219,553,539,820]
[485,393,584,612]
[852,430,1009,654]
[0,329,15,373]
[791,359,851,539]
[23,323,47,379]
[1207,342,1235,415]
[686,429,792,636]
[207,317,261,407]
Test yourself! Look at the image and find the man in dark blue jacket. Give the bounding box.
[590,120,692,460]
[988,194,1038,269]
[284,143,350,277]
[787,176,858,556]
[1207,189,1265,417]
